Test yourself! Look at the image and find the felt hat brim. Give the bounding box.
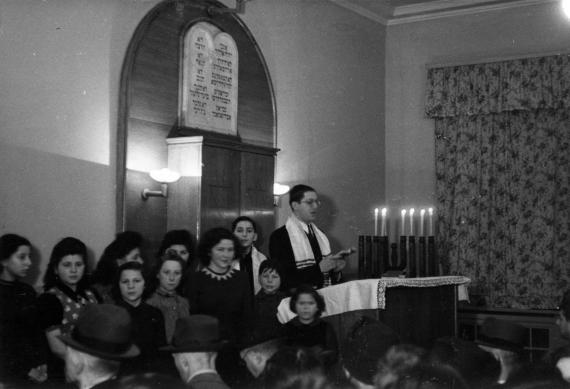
[59,334,140,360]
[160,340,227,353]
[475,337,523,353]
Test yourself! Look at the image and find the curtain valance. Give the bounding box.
[425,54,570,118]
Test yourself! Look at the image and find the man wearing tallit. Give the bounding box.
[269,184,353,294]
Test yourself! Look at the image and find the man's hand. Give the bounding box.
[320,247,355,273]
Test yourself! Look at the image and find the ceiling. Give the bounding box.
[328,0,555,25]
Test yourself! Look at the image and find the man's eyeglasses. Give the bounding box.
[300,199,321,207]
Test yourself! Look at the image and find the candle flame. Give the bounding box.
[381,208,387,216]
[409,208,415,216]
[420,209,426,216]
[374,208,379,216]
[401,209,406,216]
[428,207,433,215]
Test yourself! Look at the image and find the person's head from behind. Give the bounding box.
[263,346,328,389]
[112,262,146,306]
[158,229,193,263]
[375,344,426,389]
[152,249,185,294]
[240,338,284,378]
[0,233,32,281]
[93,233,143,285]
[163,315,225,382]
[342,316,400,387]
[377,362,468,389]
[289,184,320,224]
[232,216,258,253]
[290,284,325,324]
[44,237,89,292]
[197,227,240,273]
[59,304,139,387]
[258,259,282,294]
[557,290,570,339]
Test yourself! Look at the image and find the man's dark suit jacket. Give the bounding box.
[269,226,324,293]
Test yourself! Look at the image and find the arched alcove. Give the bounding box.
[116,0,276,256]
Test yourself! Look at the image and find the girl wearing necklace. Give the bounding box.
[184,227,252,386]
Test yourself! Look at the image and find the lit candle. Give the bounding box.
[374,208,379,236]
[420,209,425,236]
[409,208,415,236]
[381,207,387,236]
[401,209,406,236]
[428,207,434,236]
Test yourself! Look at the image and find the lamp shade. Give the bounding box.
[149,168,181,184]
[273,183,290,196]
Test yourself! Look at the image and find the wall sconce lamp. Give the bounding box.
[141,168,181,200]
[208,0,250,15]
[273,183,290,207]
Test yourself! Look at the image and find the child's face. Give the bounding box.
[295,293,318,323]
[157,260,182,292]
[259,269,281,294]
[233,221,257,249]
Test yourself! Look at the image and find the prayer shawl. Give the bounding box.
[285,216,331,270]
[231,246,267,294]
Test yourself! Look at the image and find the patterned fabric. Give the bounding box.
[47,287,98,334]
[426,55,570,309]
[146,289,190,344]
[426,55,570,118]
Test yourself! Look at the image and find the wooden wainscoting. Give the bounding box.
[458,306,565,361]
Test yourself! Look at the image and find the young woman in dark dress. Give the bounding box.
[113,261,166,375]
[91,231,144,303]
[184,227,252,386]
[0,234,47,384]
[36,237,99,381]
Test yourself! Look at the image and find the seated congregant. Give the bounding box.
[0,234,47,384]
[112,261,166,375]
[37,237,99,383]
[284,285,338,366]
[146,249,190,345]
[91,231,144,303]
[269,184,352,293]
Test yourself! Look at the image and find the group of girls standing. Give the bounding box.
[0,221,338,388]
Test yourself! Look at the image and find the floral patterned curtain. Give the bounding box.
[426,55,570,309]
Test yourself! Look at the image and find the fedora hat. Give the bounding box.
[475,317,527,352]
[59,304,139,360]
[162,315,226,353]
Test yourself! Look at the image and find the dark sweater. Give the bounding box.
[0,279,45,380]
[251,290,285,342]
[284,317,338,363]
[185,267,252,346]
[116,300,166,375]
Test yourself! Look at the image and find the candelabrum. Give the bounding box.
[358,234,437,278]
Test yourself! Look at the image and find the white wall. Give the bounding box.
[385,2,570,241]
[0,0,156,285]
[239,1,387,273]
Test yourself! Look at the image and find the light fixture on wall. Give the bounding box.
[141,168,181,200]
[273,183,290,207]
[563,0,570,19]
[208,0,250,15]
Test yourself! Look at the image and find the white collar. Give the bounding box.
[188,368,218,382]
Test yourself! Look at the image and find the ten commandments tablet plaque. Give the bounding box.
[180,22,238,135]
